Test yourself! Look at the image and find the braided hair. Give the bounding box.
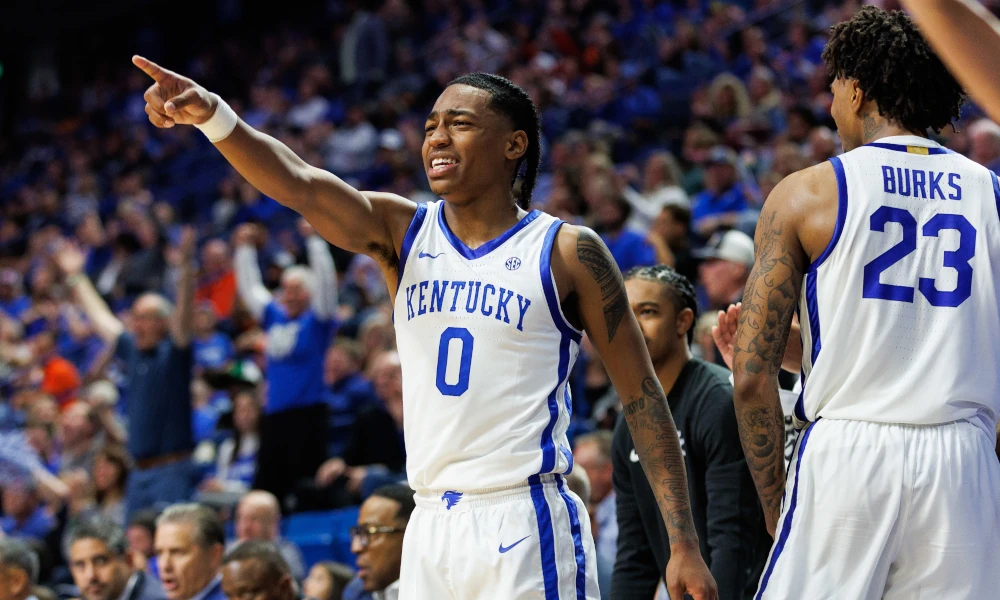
[448,73,541,209]
[624,265,699,344]
[821,6,965,134]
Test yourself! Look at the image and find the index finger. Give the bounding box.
[132,55,172,83]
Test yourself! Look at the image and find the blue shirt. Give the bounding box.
[1,506,55,540]
[262,303,336,414]
[193,333,235,371]
[601,229,657,274]
[692,185,751,231]
[323,373,379,457]
[115,333,194,461]
[0,296,30,319]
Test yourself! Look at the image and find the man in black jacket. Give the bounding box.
[612,265,767,599]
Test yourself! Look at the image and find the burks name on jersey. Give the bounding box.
[401,279,533,331]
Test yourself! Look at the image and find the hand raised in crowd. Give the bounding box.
[179,225,197,261]
[52,239,86,277]
[232,223,261,249]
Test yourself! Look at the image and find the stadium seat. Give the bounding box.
[283,506,360,570]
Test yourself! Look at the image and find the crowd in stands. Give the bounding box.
[2,0,1000,598]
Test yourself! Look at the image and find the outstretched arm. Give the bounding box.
[170,226,197,348]
[54,242,124,345]
[232,227,273,322]
[732,176,808,537]
[132,56,414,266]
[555,225,717,600]
[901,0,1000,124]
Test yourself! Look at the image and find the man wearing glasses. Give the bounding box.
[347,485,414,600]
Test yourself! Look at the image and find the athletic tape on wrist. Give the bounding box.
[195,96,239,143]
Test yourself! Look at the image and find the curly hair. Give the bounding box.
[822,6,965,134]
[448,73,541,209]
[623,264,698,344]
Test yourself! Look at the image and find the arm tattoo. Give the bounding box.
[576,230,629,342]
[622,376,698,544]
[733,208,803,527]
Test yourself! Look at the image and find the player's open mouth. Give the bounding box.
[428,157,459,177]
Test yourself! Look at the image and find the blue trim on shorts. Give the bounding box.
[557,475,588,599]
[755,420,819,599]
[529,475,560,600]
[396,203,428,289]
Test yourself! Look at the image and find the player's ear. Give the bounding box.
[676,308,695,342]
[505,130,528,161]
[850,79,866,114]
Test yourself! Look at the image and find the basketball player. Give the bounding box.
[131,60,716,599]
[732,7,1000,598]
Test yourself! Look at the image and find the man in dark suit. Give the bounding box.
[68,517,167,600]
[154,504,225,600]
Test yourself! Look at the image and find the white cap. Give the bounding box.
[694,230,755,266]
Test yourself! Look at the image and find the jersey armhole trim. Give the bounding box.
[396,202,429,288]
[809,156,848,272]
[540,220,584,344]
[992,172,1000,223]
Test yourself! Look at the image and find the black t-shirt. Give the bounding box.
[611,358,770,600]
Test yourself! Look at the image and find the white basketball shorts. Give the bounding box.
[400,473,600,599]
[755,418,1000,599]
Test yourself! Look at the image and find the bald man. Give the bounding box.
[232,491,305,580]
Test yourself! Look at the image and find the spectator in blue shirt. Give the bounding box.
[322,338,378,459]
[1,480,56,541]
[0,269,31,320]
[588,176,657,274]
[691,147,752,239]
[233,220,338,509]
[192,303,235,374]
[55,228,198,518]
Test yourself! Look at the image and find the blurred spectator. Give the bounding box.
[154,504,225,600]
[125,511,159,578]
[67,517,166,600]
[691,147,752,238]
[28,331,80,409]
[1,481,55,542]
[220,541,296,600]
[303,562,355,600]
[233,221,337,508]
[647,204,697,284]
[198,389,261,499]
[347,485,414,600]
[231,492,305,581]
[192,304,235,374]
[572,432,615,600]
[322,339,379,460]
[55,229,197,517]
[92,445,130,527]
[310,351,405,509]
[588,177,657,273]
[195,241,237,322]
[968,119,1000,173]
[0,269,31,320]
[0,537,41,600]
[695,230,755,312]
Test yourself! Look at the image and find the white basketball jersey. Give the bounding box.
[393,201,581,492]
[796,135,1000,438]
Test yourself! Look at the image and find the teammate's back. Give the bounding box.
[798,135,1000,435]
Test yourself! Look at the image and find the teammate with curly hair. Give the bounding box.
[130,55,718,599]
[731,6,1000,599]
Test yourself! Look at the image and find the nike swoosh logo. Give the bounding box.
[418,251,445,259]
[498,536,530,553]
[630,449,640,463]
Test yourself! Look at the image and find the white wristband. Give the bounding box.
[195,95,239,143]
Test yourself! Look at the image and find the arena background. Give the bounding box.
[1,1,999,599]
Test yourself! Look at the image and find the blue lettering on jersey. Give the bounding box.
[405,279,533,331]
[881,166,961,201]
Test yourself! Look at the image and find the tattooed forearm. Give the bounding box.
[622,376,698,544]
[732,206,804,533]
[577,230,629,342]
